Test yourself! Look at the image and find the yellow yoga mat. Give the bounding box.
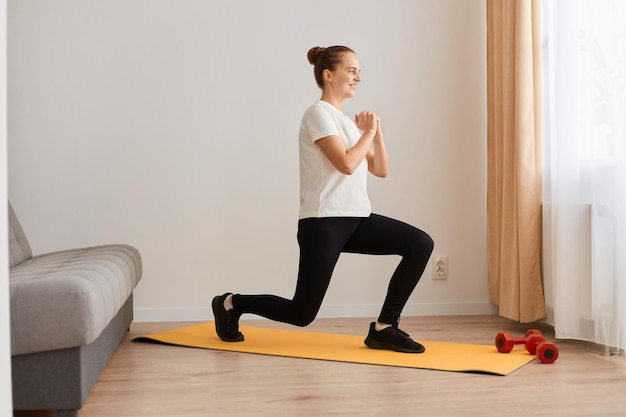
[132,322,536,376]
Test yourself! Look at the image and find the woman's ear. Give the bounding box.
[323,69,332,83]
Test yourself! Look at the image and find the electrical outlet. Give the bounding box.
[432,256,448,280]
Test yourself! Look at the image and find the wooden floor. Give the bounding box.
[15,315,626,417]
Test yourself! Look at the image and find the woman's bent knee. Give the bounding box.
[289,309,317,327]
[420,231,435,252]
[408,229,434,258]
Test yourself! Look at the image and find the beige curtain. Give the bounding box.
[486,0,546,323]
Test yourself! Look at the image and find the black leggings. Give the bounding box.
[232,213,434,326]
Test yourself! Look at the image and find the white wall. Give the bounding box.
[7,0,492,321]
[2,0,13,411]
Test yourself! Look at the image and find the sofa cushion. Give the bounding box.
[10,244,142,355]
[8,203,32,268]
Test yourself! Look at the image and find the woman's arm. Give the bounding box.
[366,119,389,178]
[315,111,378,175]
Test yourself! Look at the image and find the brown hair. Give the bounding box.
[307,46,355,89]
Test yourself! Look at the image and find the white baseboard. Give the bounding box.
[134,302,498,322]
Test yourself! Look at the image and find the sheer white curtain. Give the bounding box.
[542,0,626,352]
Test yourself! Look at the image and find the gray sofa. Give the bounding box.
[8,203,143,417]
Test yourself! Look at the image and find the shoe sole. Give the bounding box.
[364,336,425,353]
[211,296,244,342]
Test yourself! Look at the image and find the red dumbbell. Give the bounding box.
[495,329,559,363]
[495,329,545,354]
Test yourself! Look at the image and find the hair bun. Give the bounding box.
[307,46,326,65]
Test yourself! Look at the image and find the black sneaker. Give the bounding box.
[364,322,425,353]
[211,293,244,342]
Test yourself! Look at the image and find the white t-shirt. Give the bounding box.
[298,100,371,219]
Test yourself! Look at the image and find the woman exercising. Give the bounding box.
[212,45,434,353]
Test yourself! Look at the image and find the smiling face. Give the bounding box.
[323,52,361,100]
